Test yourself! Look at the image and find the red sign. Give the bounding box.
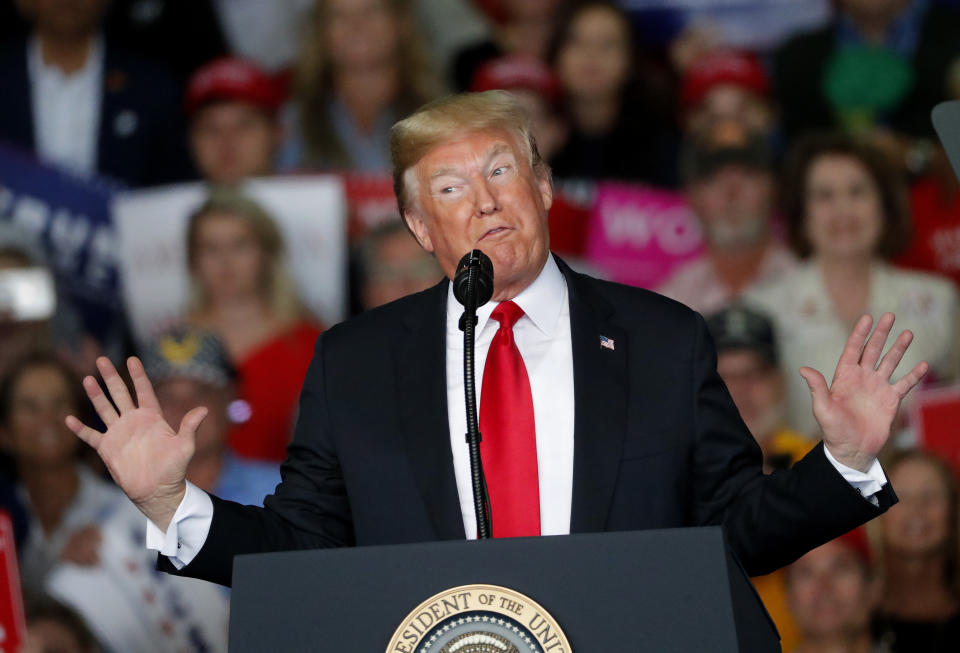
[342,173,398,242]
[0,511,24,653]
[912,383,960,478]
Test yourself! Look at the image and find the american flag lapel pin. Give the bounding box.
[599,335,615,351]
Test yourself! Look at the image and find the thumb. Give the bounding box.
[177,406,208,440]
[799,366,828,401]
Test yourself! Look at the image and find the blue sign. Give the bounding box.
[0,145,125,340]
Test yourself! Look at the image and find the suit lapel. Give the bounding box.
[558,259,629,533]
[395,280,466,540]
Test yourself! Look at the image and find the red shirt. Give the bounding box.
[227,321,322,462]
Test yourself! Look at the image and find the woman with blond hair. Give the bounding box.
[278,0,444,172]
[183,187,321,462]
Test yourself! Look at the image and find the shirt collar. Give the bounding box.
[836,0,927,57]
[446,253,567,337]
[28,33,104,81]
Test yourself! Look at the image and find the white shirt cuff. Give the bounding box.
[144,481,214,570]
[822,446,887,506]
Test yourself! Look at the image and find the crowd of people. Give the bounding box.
[2,0,960,651]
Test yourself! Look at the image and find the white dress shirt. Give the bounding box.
[27,35,103,176]
[148,255,887,568]
[446,254,575,539]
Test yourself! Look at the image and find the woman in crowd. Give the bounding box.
[0,352,124,599]
[184,188,321,462]
[873,450,960,651]
[786,529,878,653]
[745,133,958,437]
[278,0,443,172]
[547,1,678,186]
[451,0,562,91]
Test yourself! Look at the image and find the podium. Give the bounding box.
[229,527,780,652]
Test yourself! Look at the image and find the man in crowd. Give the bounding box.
[706,305,813,473]
[185,56,284,184]
[67,91,923,590]
[0,0,191,186]
[658,121,796,315]
[139,328,280,504]
[358,220,444,311]
[681,49,776,138]
[707,304,816,652]
[775,0,960,175]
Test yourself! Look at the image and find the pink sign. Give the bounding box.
[585,183,704,289]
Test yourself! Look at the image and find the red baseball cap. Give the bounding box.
[471,55,561,103]
[681,50,769,111]
[835,527,874,567]
[185,57,282,117]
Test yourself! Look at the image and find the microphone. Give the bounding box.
[453,249,494,539]
[453,250,494,309]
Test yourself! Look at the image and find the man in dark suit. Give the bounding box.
[68,91,927,588]
[0,0,192,186]
[774,0,960,174]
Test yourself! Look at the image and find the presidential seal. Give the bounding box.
[386,584,572,653]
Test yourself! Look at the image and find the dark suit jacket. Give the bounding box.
[0,36,193,187]
[166,256,895,587]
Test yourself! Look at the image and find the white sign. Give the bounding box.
[113,176,347,341]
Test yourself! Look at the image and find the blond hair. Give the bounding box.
[390,90,551,217]
[291,0,442,170]
[185,186,304,323]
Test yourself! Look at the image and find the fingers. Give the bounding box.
[96,357,135,413]
[799,366,829,400]
[877,329,914,380]
[860,312,895,368]
[127,357,161,413]
[178,406,208,440]
[65,415,103,448]
[837,315,874,369]
[82,375,119,426]
[893,360,929,397]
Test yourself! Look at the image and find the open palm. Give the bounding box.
[800,313,928,472]
[66,357,207,530]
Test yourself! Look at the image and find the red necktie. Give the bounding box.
[479,301,540,537]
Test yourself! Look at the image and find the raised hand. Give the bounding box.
[65,357,208,531]
[799,313,928,472]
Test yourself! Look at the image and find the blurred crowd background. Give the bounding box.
[2,0,960,651]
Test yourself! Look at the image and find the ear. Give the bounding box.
[537,175,553,213]
[403,209,434,253]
